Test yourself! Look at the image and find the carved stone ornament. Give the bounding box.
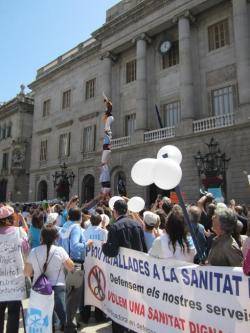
[11,148,25,169]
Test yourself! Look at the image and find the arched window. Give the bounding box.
[56,179,70,201]
[81,174,95,204]
[0,179,8,202]
[37,180,48,201]
[113,171,127,196]
[147,184,170,207]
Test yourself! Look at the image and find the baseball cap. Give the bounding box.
[45,213,58,225]
[143,211,159,227]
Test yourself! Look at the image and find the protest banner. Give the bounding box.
[0,229,26,301]
[85,243,250,333]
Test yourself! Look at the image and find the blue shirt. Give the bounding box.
[83,225,108,242]
[59,221,86,261]
[60,209,68,227]
[143,231,155,252]
[29,225,41,249]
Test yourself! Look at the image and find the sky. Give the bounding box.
[0,0,119,102]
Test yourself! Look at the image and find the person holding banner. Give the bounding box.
[102,199,147,332]
[80,213,108,324]
[0,205,28,333]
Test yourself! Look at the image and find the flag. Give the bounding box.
[155,104,164,129]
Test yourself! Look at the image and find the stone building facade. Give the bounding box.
[0,86,34,202]
[29,0,250,205]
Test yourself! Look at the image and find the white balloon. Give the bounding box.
[108,196,124,210]
[153,159,182,190]
[157,145,182,164]
[128,197,145,213]
[131,158,156,186]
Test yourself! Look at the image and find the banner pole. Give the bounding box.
[175,185,206,263]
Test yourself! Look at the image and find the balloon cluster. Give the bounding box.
[109,196,145,213]
[131,145,183,190]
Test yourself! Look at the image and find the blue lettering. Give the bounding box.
[232,275,242,296]
[132,258,139,272]
[214,272,223,292]
[198,270,208,289]
[181,268,190,285]
[144,261,150,277]
[223,274,233,295]
[153,264,160,280]
[112,256,118,267]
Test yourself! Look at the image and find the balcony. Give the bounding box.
[193,113,235,133]
[111,136,131,149]
[144,126,175,143]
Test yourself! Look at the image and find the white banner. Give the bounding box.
[26,290,54,333]
[85,243,250,333]
[0,229,26,301]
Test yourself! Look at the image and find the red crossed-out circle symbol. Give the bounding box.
[88,265,106,301]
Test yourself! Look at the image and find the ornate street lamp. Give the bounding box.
[194,138,230,195]
[52,163,75,200]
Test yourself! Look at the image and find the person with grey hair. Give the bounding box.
[207,208,243,266]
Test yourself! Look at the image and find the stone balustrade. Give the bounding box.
[111,136,131,149]
[193,113,235,133]
[144,126,175,143]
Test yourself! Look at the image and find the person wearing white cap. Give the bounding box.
[100,213,110,230]
[45,212,59,226]
[143,211,159,252]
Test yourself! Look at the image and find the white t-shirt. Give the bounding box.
[27,245,69,286]
[104,116,114,133]
[149,233,196,263]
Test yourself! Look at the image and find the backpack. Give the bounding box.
[32,248,54,295]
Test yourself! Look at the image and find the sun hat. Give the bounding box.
[0,205,15,219]
[45,213,58,225]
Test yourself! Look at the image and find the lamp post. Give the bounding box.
[194,138,230,197]
[52,163,75,201]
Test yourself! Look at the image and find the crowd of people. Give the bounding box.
[0,190,249,333]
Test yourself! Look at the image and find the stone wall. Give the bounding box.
[28,0,250,205]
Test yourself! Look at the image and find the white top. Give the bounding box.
[149,233,196,263]
[99,164,110,183]
[27,245,69,286]
[83,225,108,243]
[104,116,114,133]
